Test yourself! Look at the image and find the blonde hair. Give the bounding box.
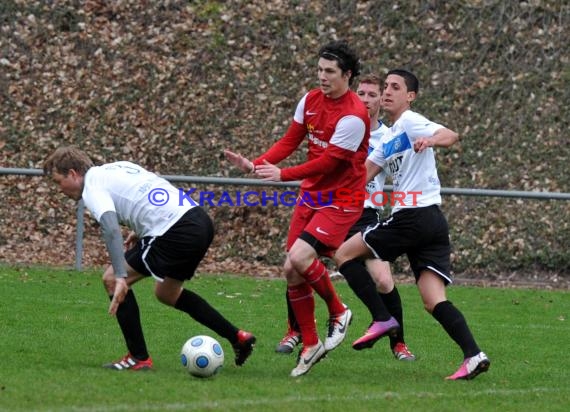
[358,73,383,88]
[43,146,94,176]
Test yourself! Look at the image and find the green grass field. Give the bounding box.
[0,265,568,412]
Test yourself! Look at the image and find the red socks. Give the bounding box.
[287,282,318,346]
[303,258,345,316]
[288,259,347,347]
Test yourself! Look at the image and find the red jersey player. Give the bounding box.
[225,40,369,377]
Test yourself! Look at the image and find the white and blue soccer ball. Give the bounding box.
[181,335,224,378]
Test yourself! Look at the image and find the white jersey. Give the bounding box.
[364,120,389,210]
[367,110,444,214]
[82,161,193,237]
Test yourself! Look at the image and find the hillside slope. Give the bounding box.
[1,0,568,284]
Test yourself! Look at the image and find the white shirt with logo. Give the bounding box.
[82,162,193,237]
[367,110,444,213]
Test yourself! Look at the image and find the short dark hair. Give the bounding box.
[387,69,419,94]
[43,146,94,176]
[318,40,361,85]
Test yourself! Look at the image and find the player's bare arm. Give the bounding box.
[365,158,382,183]
[413,127,459,153]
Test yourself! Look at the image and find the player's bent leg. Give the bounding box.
[366,259,394,293]
[103,264,145,295]
[334,232,373,267]
[102,265,116,295]
[154,277,184,306]
[416,270,448,314]
[102,264,150,368]
[418,271,489,380]
[287,238,319,275]
[290,239,352,351]
[164,278,257,366]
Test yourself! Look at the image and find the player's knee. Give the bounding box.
[374,279,393,294]
[287,253,303,271]
[102,266,115,294]
[283,256,306,285]
[155,290,171,306]
[287,247,313,273]
[422,299,440,314]
[334,242,357,267]
[283,258,295,276]
[154,284,178,306]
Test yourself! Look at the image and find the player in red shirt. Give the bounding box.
[225,40,369,377]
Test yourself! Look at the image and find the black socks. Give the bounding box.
[432,300,481,358]
[174,288,239,343]
[339,259,391,321]
[112,289,149,360]
[380,287,405,348]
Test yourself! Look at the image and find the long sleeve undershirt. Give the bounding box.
[99,211,128,278]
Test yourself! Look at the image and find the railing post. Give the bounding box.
[74,199,84,271]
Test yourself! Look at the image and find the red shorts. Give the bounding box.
[286,203,362,256]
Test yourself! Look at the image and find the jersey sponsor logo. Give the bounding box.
[305,110,318,116]
[307,133,328,148]
[383,132,411,158]
[388,154,403,174]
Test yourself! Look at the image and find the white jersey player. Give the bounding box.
[335,69,490,381]
[44,147,256,371]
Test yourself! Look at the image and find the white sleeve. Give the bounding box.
[329,115,366,152]
[367,143,386,168]
[292,93,308,124]
[83,189,115,222]
[400,112,443,141]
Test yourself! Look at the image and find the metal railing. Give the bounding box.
[2,167,569,270]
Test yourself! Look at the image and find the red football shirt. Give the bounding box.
[253,88,369,209]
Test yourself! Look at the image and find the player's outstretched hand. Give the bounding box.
[224,150,254,173]
[108,278,129,316]
[255,160,282,181]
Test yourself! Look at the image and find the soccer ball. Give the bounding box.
[180,335,224,378]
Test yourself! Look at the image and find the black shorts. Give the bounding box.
[345,208,382,239]
[125,207,214,281]
[362,205,452,283]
